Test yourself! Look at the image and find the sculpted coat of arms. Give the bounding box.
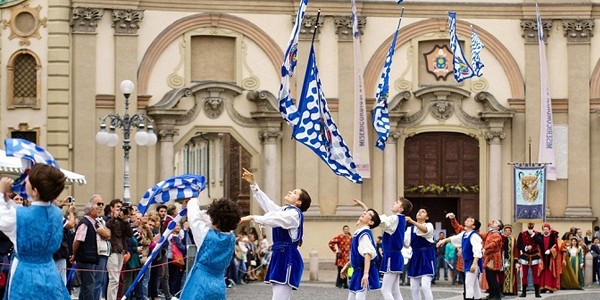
[424,45,453,80]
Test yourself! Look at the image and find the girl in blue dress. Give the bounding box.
[404,208,436,300]
[0,164,71,299]
[179,197,242,300]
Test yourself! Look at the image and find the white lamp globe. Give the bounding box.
[96,125,109,145]
[120,80,135,95]
[107,132,119,147]
[146,126,158,146]
[135,130,148,146]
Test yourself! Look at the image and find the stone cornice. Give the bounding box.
[70,1,599,20]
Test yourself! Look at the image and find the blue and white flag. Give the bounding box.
[4,138,59,169]
[137,174,206,214]
[278,0,309,126]
[4,138,60,199]
[471,26,485,77]
[396,0,404,3]
[448,12,474,82]
[122,208,187,300]
[293,45,362,183]
[373,20,401,151]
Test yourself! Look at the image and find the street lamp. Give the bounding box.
[96,80,157,203]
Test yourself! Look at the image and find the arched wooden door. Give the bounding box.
[404,132,479,231]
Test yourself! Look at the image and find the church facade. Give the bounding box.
[0,0,598,261]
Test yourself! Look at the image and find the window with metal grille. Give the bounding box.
[13,53,37,105]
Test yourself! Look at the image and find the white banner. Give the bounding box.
[536,4,557,180]
[351,0,370,178]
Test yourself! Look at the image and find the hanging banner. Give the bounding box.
[513,163,546,222]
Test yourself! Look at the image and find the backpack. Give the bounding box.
[53,229,71,260]
[0,232,13,257]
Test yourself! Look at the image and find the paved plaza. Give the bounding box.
[225,268,600,300]
[225,281,600,300]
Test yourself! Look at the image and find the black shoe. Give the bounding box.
[519,285,527,297]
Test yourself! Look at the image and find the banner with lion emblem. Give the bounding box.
[513,163,546,222]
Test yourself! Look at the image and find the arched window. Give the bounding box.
[7,50,41,109]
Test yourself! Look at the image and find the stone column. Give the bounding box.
[113,9,144,201]
[564,19,594,216]
[334,15,365,215]
[70,7,104,200]
[382,132,400,214]
[485,131,505,221]
[157,127,178,179]
[520,18,551,160]
[259,130,282,206]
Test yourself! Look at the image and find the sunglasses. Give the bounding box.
[96,202,105,207]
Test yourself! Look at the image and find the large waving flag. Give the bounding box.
[293,45,362,183]
[137,174,206,214]
[536,4,557,180]
[278,0,309,126]
[448,12,475,82]
[373,9,403,151]
[471,26,485,77]
[122,208,187,300]
[351,0,370,178]
[4,138,60,199]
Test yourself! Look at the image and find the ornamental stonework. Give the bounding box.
[1,4,47,46]
[520,19,552,43]
[562,19,594,43]
[298,15,323,40]
[334,16,365,41]
[71,7,104,33]
[112,9,144,35]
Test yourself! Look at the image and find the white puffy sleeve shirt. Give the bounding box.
[250,184,300,240]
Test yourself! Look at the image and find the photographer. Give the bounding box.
[106,199,133,300]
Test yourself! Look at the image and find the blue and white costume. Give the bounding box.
[380,214,406,273]
[250,184,304,299]
[405,223,435,278]
[404,222,435,300]
[348,226,380,294]
[0,196,70,299]
[450,230,483,299]
[179,198,235,300]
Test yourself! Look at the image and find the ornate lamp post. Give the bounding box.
[95,80,157,203]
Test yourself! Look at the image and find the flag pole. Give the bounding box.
[396,7,405,31]
[311,9,321,45]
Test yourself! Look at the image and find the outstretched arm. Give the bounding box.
[187,198,212,249]
[0,178,17,245]
[242,168,281,213]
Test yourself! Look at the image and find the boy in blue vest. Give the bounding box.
[437,216,483,300]
[381,197,412,300]
[240,168,311,300]
[340,200,381,300]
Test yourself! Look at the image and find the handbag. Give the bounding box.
[171,237,185,267]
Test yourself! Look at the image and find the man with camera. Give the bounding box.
[106,199,133,300]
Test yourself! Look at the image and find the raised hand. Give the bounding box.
[241,168,256,185]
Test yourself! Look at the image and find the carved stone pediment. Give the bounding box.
[148,82,281,130]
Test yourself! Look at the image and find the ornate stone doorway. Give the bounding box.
[404,132,480,223]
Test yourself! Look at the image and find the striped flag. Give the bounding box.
[4,138,60,200]
[278,0,309,126]
[448,12,475,82]
[536,4,557,180]
[471,26,485,77]
[122,208,188,300]
[137,174,206,214]
[351,0,371,178]
[373,16,402,151]
[293,45,362,184]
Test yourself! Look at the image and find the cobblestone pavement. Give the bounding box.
[225,281,600,300]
